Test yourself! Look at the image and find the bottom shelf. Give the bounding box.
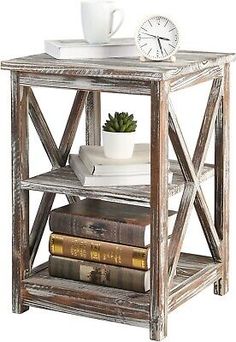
[22,253,222,327]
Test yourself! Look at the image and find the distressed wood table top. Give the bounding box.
[1,50,235,81]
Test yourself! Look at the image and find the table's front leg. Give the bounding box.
[214,63,230,296]
[11,71,30,313]
[150,80,169,340]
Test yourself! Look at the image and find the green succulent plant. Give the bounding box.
[103,112,137,133]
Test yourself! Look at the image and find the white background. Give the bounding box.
[0,0,235,341]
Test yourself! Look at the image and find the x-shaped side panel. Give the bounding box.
[168,78,223,285]
[28,88,88,267]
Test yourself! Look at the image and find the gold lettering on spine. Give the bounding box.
[132,251,146,269]
[50,236,64,255]
[90,242,101,261]
[102,247,122,265]
[70,240,87,258]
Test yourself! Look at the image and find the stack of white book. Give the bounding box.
[69,144,173,187]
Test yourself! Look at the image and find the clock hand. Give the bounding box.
[157,38,163,55]
[141,32,157,38]
[159,36,170,41]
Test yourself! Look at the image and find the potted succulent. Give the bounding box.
[102,112,137,159]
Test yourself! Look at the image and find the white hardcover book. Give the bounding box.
[45,38,138,59]
[69,155,173,187]
[79,144,150,176]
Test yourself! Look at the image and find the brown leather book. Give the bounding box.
[49,198,176,247]
[49,255,150,292]
[49,233,150,270]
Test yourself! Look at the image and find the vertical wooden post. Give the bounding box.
[11,72,30,313]
[214,64,230,296]
[86,91,101,145]
[150,80,169,340]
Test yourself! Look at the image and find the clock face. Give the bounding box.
[135,16,179,61]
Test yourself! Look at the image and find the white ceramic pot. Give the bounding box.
[102,131,135,159]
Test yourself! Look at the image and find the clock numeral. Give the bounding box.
[148,20,152,27]
[141,43,148,48]
[164,48,168,56]
[141,26,147,32]
[169,27,176,32]
[164,19,169,27]
[169,43,175,49]
[157,18,161,25]
[147,48,152,55]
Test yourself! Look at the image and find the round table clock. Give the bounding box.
[135,15,179,62]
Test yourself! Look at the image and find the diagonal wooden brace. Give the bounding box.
[168,78,223,284]
[28,89,88,267]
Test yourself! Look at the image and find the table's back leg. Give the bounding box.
[86,91,101,145]
[214,64,230,296]
[11,72,30,313]
[150,80,169,341]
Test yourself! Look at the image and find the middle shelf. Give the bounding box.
[21,160,214,206]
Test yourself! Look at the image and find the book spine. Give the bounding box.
[49,212,146,247]
[49,234,149,270]
[79,147,94,174]
[49,255,148,292]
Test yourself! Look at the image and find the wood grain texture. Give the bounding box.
[28,88,63,168]
[214,64,230,295]
[18,73,150,95]
[150,81,169,340]
[192,78,223,262]
[192,78,222,177]
[1,51,235,81]
[170,66,223,92]
[29,90,88,267]
[86,91,101,145]
[20,162,214,206]
[5,51,233,340]
[18,66,222,95]
[11,73,29,313]
[21,253,221,326]
[168,184,197,285]
[168,78,223,277]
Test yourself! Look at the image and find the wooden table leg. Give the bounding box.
[86,91,101,145]
[214,64,230,296]
[150,80,169,340]
[11,72,30,313]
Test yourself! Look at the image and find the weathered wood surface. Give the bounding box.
[214,64,230,296]
[168,77,223,284]
[169,257,222,311]
[29,90,88,267]
[19,73,150,95]
[11,73,29,313]
[1,51,235,81]
[21,253,220,326]
[170,66,223,92]
[86,91,101,145]
[28,88,63,167]
[168,184,197,285]
[20,162,214,206]
[193,78,222,177]
[6,51,232,340]
[150,81,169,340]
[18,66,222,95]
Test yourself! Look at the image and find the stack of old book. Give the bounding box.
[48,198,176,292]
[69,143,173,186]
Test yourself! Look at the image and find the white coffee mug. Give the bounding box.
[81,1,124,44]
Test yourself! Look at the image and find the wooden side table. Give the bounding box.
[1,51,235,340]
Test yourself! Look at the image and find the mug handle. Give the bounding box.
[109,9,124,38]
